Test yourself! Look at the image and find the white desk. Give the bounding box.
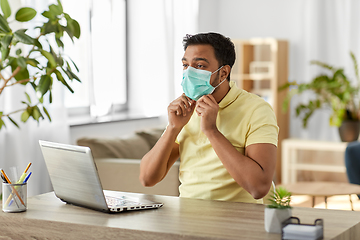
[281,139,348,184]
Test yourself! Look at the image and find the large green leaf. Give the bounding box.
[49,4,62,16]
[21,110,30,122]
[62,26,74,42]
[49,90,52,103]
[55,37,64,48]
[64,16,80,39]
[1,34,12,46]
[41,50,56,68]
[43,106,51,122]
[14,30,34,45]
[54,69,74,93]
[31,106,43,122]
[34,39,42,49]
[15,7,36,22]
[49,45,63,65]
[41,10,55,20]
[0,0,11,19]
[26,58,40,69]
[42,21,58,35]
[0,118,5,130]
[67,69,80,82]
[62,66,80,82]
[0,13,10,32]
[0,34,12,59]
[36,75,52,98]
[1,47,9,60]
[8,116,19,129]
[57,0,63,12]
[10,58,30,81]
[68,57,79,72]
[70,19,80,39]
[24,92,31,103]
[17,57,27,69]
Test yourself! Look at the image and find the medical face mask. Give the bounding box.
[181,66,226,101]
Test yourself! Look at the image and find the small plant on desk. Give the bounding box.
[264,187,292,233]
[267,186,292,209]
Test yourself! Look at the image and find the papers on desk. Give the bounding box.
[282,224,323,240]
[281,217,323,240]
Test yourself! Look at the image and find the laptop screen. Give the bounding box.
[39,140,109,212]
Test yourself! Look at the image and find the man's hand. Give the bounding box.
[195,94,219,134]
[168,94,196,130]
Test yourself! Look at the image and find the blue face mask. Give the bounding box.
[181,66,226,101]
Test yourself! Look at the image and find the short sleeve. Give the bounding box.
[245,103,279,147]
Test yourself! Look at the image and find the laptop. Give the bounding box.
[39,140,163,213]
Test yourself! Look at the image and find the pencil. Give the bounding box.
[24,163,31,174]
[0,169,25,206]
[16,162,32,184]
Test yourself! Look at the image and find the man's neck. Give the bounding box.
[213,81,230,103]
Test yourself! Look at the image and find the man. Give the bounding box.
[140,32,279,203]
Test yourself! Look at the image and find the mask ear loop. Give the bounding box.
[210,66,227,94]
[210,78,227,94]
[211,65,224,75]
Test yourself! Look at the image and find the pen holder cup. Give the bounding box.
[2,182,27,212]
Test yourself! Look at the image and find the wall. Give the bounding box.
[199,0,303,82]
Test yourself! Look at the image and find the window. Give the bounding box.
[62,0,127,117]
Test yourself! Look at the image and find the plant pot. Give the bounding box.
[338,120,360,142]
[264,207,292,233]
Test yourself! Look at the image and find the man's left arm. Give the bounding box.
[196,95,277,199]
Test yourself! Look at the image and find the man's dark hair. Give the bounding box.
[183,32,236,81]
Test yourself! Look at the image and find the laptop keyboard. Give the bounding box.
[105,196,141,207]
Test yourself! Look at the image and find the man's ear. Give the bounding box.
[221,65,231,80]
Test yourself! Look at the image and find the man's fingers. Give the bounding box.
[168,94,196,117]
[198,95,217,106]
[169,104,184,116]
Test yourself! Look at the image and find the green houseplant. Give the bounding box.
[0,0,80,131]
[280,52,360,141]
[264,186,292,233]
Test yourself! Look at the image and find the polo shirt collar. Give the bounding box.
[218,81,241,109]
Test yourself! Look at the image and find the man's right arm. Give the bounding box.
[139,127,181,187]
[139,94,195,187]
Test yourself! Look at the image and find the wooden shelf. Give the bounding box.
[281,138,348,184]
[241,73,273,81]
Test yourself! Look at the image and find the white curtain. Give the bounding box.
[0,0,69,197]
[128,0,199,116]
[290,0,360,141]
[164,0,199,100]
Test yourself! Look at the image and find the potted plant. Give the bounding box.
[264,186,292,233]
[280,52,360,142]
[0,0,80,131]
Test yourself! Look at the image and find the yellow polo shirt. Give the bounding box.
[177,81,279,203]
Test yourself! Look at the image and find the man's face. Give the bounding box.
[182,44,221,86]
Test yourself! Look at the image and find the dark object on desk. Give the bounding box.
[345,141,360,199]
[282,217,323,240]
